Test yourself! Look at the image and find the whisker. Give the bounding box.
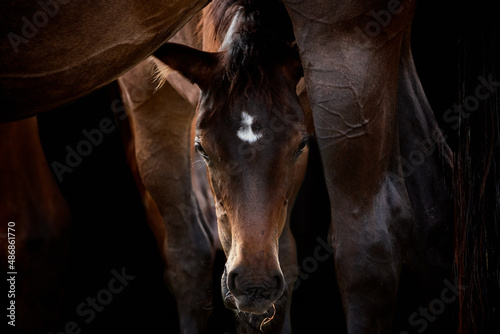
[190,159,207,172]
[260,304,276,331]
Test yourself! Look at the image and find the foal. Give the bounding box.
[154,0,308,332]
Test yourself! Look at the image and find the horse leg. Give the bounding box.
[162,206,215,334]
[331,177,413,333]
[283,1,417,332]
[118,62,215,334]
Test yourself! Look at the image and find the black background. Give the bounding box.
[3,0,499,333]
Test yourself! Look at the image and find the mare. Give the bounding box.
[149,0,311,332]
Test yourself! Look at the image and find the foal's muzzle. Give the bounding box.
[225,266,285,314]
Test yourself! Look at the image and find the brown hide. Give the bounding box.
[0,0,209,121]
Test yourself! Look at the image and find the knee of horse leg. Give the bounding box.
[333,239,401,309]
[164,253,214,333]
[162,233,215,297]
[334,247,400,333]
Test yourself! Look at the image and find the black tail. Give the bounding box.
[454,1,500,333]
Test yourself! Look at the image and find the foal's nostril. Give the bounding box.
[271,271,285,298]
[227,268,241,296]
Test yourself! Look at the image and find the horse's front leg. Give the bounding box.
[284,1,417,332]
[330,177,413,333]
[162,207,215,334]
[118,63,215,334]
[317,61,413,333]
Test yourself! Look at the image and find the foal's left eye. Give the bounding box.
[294,137,308,159]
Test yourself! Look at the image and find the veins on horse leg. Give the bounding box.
[315,103,370,133]
[317,128,368,141]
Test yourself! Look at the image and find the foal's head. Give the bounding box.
[154,1,307,315]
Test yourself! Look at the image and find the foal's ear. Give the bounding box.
[154,43,219,91]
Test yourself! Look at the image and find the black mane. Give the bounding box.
[207,0,297,103]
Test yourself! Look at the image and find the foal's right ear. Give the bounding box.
[154,43,219,91]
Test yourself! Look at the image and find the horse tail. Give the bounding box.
[454,2,499,333]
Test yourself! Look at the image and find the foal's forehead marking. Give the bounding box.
[237,111,262,143]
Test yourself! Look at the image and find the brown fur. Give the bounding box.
[0,0,209,121]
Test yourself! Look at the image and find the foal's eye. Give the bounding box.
[195,142,210,160]
[294,137,309,159]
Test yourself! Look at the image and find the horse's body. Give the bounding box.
[0,0,208,121]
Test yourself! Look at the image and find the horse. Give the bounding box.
[0,0,209,121]
[151,0,310,332]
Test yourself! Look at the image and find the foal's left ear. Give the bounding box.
[154,43,220,91]
[284,44,304,85]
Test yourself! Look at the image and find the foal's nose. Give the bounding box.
[227,266,285,314]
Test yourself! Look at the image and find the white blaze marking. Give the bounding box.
[237,112,262,143]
